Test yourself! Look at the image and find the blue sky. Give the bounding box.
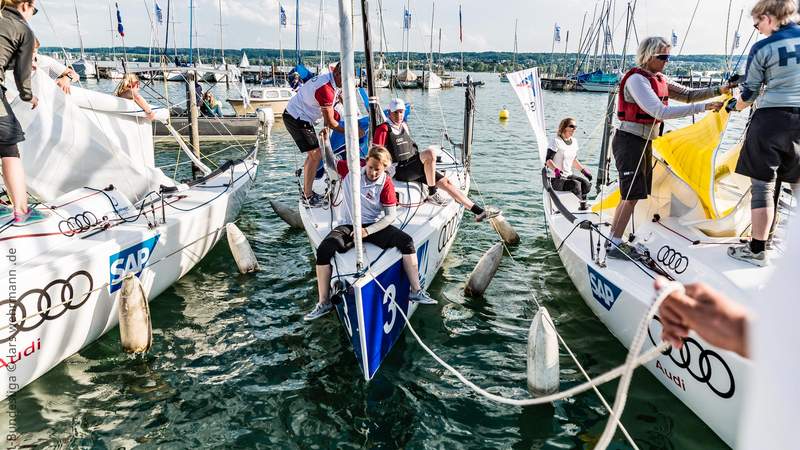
[33,0,758,55]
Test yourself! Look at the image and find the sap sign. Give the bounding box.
[588,265,622,311]
[109,235,160,293]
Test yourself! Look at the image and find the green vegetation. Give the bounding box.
[41,46,739,75]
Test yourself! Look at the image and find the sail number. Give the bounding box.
[437,214,461,252]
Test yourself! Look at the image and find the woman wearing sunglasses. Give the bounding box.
[0,0,50,226]
[726,0,800,267]
[606,36,728,259]
[546,117,592,211]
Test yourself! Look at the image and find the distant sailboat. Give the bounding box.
[395,0,418,89]
[70,0,96,79]
[499,19,517,83]
[420,2,441,90]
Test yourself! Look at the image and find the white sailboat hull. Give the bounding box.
[0,153,258,401]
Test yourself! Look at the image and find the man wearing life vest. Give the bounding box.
[283,63,345,207]
[607,36,727,259]
[373,98,500,222]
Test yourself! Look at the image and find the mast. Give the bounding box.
[360,0,380,135]
[279,1,285,77]
[428,2,435,74]
[405,0,411,71]
[337,0,365,270]
[512,19,518,70]
[218,0,225,64]
[73,0,86,59]
[296,0,301,65]
[189,0,194,65]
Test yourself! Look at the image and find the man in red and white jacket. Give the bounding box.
[282,63,344,207]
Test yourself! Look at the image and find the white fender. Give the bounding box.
[320,129,340,183]
[527,307,560,396]
[490,214,520,245]
[226,223,260,273]
[269,198,304,229]
[117,275,152,354]
[464,241,504,297]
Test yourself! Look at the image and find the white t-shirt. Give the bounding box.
[737,218,799,448]
[285,72,337,123]
[548,135,580,176]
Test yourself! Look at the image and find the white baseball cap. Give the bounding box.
[388,98,406,112]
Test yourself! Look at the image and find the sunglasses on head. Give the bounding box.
[655,54,670,62]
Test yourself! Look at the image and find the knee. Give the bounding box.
[751,178,775,209]
[420,149,435,163]
[316,239,337,265]
[307,149,322,161]
[397,233,415,255]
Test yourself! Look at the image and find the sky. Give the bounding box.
[32,0,761,56]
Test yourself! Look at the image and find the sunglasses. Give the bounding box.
[655,54,670,62]
[753,15,764,29]
[567,124,577,129]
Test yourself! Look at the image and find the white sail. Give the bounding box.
[507,68,548,165]
[5,71,172,203]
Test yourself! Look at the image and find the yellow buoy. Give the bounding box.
[498,108,510,120]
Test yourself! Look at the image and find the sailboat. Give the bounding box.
[0,62,261,401]
[70,0,96,79]
[499,20,517,83]
[420,2,441,90]
[298,0,476,380]
[395,0,419,89]
[509,67,768,447]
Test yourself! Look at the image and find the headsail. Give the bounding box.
[507,68,548,165]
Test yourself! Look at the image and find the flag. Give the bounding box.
[459,5,463,43]
[554,24,561,43]
[240,80,251,110]
[155,2,163,24]
[116,2,125,37]
[279,5,287,28]
[733,30,741,49]
[403,9,411,30]
[671,30,678,46]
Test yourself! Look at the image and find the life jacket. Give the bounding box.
[617,67,669,124]
[382,122,419,164]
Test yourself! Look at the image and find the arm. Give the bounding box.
[14,27,35,104]
[364,205,397,235]
[132,89,156,120]
[627,74,707,120]
[739,45,768,105]
[373,124,388,146]
[666,78,725,103]
[322,106,345,133]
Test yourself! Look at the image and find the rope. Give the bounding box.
[368,267,684,449]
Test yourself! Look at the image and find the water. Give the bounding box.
[3,74,729,449]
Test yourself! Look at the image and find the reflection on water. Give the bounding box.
[1,73,729,449]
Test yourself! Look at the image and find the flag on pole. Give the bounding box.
[459,5,463,43]
[671,30,678,46]
[554,24,561,43]
[280,5,287,28]
[733,30,741,49]
[403,9,412,30]
[155,2,163,24]
[116,2,125,37]
[240,80,251,111]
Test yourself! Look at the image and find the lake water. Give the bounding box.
[3,73,730,449]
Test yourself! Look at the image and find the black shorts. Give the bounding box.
[283,111,320,153]
[316,224,415,265]
[0,87,24,156]
[735,107,800,184]
[612,130,653,200]
[394,154,444,184]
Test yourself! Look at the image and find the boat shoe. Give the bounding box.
[727,244,768,267]
[426,191,452,207]
[12,208,49,227]
[409,289,437,305]
[304,301,334,321]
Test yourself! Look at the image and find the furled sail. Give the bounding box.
[4,70,173,203]
[507,68,548,165]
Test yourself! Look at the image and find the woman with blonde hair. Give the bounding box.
[606,36,732,259]
[0,0,48,226]
[727,0,800,266]
[304,145,435,321]
[115,73,156,121]
[546,117,592,210]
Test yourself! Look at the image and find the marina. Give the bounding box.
[1,0,798,448]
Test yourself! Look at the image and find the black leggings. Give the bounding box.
[316,224,415,265]
[552,174,591,200]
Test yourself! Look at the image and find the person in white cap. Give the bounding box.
[373,98,499,221]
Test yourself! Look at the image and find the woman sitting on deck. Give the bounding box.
[201,91,223,117]
[114,73,156,121]
[304,145,436,322]
[546,117,593,211]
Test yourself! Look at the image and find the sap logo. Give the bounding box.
[109,235,160,293]
[588,266,622,311]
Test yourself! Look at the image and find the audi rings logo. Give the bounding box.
[1,271,94,344]
[437,214,461,252]
[647,316,735,399]
[657,245,689,274]
[58,212,99,237]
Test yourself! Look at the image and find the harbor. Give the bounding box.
[2,0,798,448]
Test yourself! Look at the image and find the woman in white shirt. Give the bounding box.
[545,117,593,210]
